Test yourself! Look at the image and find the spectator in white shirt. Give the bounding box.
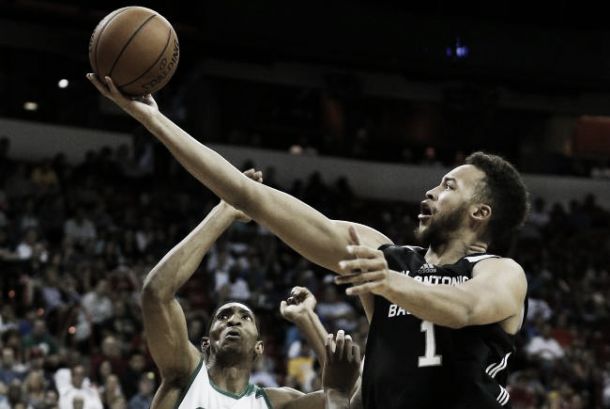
[54,365,103,409]
[80,280,113,326]
[525,325,565,362]
[64,208,97,246]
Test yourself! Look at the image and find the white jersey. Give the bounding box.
[176,360,273,409]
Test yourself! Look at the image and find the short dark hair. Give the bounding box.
[465,152,530,244]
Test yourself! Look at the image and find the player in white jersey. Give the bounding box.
[140,169,358,409]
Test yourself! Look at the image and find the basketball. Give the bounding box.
[88,6,179,96]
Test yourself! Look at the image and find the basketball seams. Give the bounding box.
[107,13,158,77]
[89,7,179,96]
[91,7,130,75]
[117,26,173,90]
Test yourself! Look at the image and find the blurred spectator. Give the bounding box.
[250,356,279,388]
[90,336,126,381]
[64,208,97,247]
[31,159,60,194]
[0,347,26,384]
[120,354,147,399]
[315,284,357,332]
[16,228,48,262]
[286,342,315,392]
[127,373,155,409]
[100,374,124,408]
[525,324,564,362]
[54,365,103,409]
[218,265,251,304]
[23,369,47,409]
[21,319,58,358]
[80,280,113,334]
[528,198,550,229]
[18,199,40,232]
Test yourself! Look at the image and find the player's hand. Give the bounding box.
[86,73,159,120]
[335,226,397,297]
[219,169,263,223]
[280,286,317,323]
[322,330,361,395]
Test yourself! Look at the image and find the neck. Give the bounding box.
[207,359,252,395]
[425,232,487,265]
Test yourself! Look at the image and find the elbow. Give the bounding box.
[141,269,171,303]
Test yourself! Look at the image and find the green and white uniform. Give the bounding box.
[176,360,273,409]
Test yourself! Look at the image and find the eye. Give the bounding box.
[218,313,229,321]
[242,315,252,321]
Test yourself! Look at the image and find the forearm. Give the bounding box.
[293,311,330,366]
[383,272,473,329]
[142,203,235,301]
[325,390,350,409]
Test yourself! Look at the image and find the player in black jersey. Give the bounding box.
[89,75,530,409]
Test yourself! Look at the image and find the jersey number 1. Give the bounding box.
[418,320,442,367]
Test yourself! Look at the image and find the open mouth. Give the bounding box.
[418,202,433,221]
[225,330,241,339]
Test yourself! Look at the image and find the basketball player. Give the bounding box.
[88,74,529,408]
[140,169,358,409]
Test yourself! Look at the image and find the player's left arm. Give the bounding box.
[336,251,527,329]
[264,388,324,409]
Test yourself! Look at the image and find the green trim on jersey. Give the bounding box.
[256,386,274,409]
[174,358,205,409]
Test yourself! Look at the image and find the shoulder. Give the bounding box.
[473,256,524,274]
[472,257,527,287]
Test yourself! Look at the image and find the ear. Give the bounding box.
[254,340,264,357]
[201,337,210,351]
[471,203,492,222]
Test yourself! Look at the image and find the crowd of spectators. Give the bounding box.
[0,137,609,409]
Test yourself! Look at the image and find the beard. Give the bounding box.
[415,203,468,249]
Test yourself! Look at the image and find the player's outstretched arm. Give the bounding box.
[141,170,262,382]
[280,286,329,367]
[87,74,392,276]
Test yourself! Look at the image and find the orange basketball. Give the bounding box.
[88,6,180,96]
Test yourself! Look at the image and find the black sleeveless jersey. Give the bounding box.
[362,245,517,409]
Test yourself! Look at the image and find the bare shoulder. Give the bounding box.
[473,257,525,276]
[473,257,527,292]
[332,220,394,248]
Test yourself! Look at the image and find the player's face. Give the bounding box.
[207,303,262,361]
[416,165,485,246]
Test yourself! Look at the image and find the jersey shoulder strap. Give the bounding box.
[464,253,499,263]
